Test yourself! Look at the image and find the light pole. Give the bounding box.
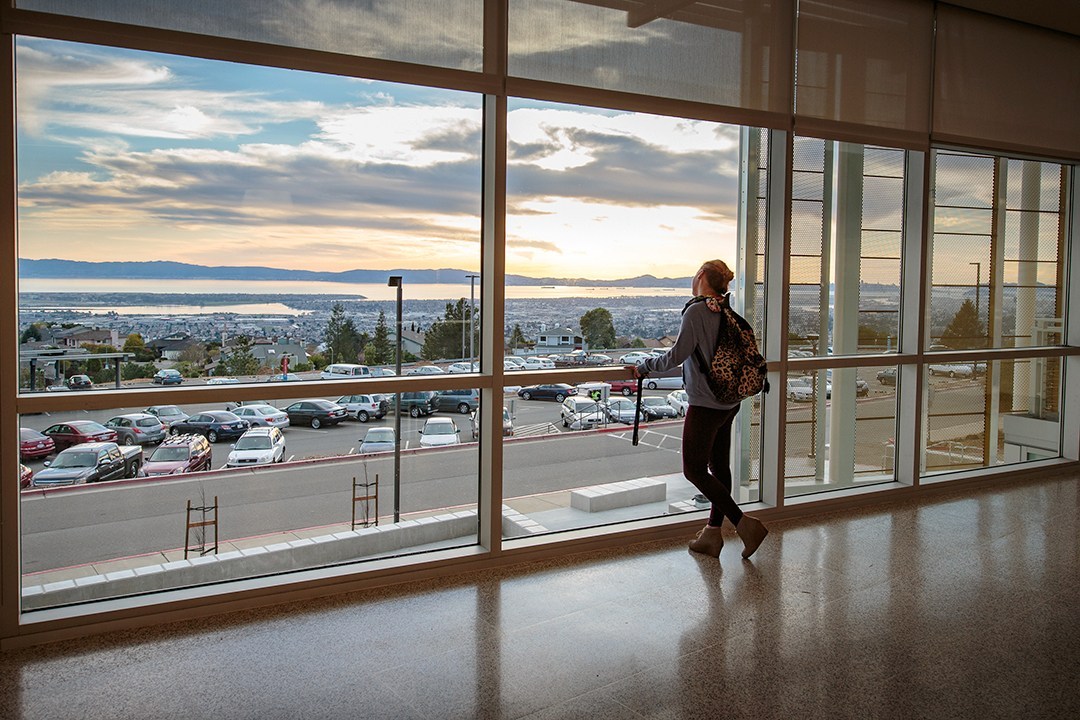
[467,273,479,368]
[388,275,403,523]
[969,261,981,337]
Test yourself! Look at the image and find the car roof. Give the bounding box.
[241,426,276,435]
[66,441,113,451]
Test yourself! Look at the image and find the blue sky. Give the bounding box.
[15,37,750,281]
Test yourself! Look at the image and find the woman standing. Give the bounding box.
[628,260,768,559]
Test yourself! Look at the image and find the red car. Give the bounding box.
[605,378,640,396]
[19,427,56,460]
[41,420,117,451]
[19,463,33,489]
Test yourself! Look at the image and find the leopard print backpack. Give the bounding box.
[690,295,769,404]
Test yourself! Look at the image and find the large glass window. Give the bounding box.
[501,99,766,537]
[15,39,484,609]
[928,152,1067,351]
[788,138,907,358]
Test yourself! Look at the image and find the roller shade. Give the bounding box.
[933,5,1080,160]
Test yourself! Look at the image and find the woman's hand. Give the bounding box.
[625,364,642,379]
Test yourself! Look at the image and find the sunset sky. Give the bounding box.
[15,37,741,282]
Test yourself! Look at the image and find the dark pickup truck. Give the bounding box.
[31,442,143,488]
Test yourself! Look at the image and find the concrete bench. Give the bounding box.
[570,477,667,513]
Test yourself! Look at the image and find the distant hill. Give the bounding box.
[18,259,692,288]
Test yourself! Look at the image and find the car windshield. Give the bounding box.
[575,402,599,413]
[149,447,189,462]
[256,407,278,415]
[21,428,45,440]
[642,398,666,406]
[426,423,455,436]
[51,452,97,468]
[365,429,394,442]
[157,407,183,417]
[235,436,273,450]
[79,422,110,433]
[136,418,160,427]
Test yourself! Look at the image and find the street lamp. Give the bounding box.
[969,261,981,339]
[466,273,479,368]
[388,275,403,523]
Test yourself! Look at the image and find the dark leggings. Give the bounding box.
[682,404,744,528]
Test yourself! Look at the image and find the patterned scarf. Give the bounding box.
[683,293,730,314]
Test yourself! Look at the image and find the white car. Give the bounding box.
[334,394,387,423]
[230,403,290,429]
[928,363,974,378]
[504,360,523,372]
[226,426,286,467]
[447,361,480,373]
[786,379,815,402]
[560,397,606,430]
[521,357,555,370]
[359,427,396,454]
[418,416,461,448]
[666,390,689,416]
[619,351,653,364]
[642,375,684,390]
[206,376,240,385]
[504,356,527,370]
[406,365,445,376]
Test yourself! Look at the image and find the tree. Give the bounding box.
[324,302,362,365]
[508,324,528,350]
[219,335,261,377]
[122,333,156,362]
[178,343,207,366]
[422,298,478,360]
[20,324,42,343]
[366,311,394,366]
[940,299,985,349]
[580,308,616,350]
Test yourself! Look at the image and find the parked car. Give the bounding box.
[640,396,679,420]
[418,416,461,448]
[434,388,480,414]
[521,356,555,370]
[666,390,689,416]
[226,426,286,467]
[145,405,189,428]
[602,397,643,425]
[104,413,167,446]
[643,375,684,390]
[585,353,613,366]
[19,463,33,489]
[504,356,527,370]
[405,364,445,376]
[170,410,250,442]
[230,403,291,429]
[470,407,514,440]
[447,361,479,374]
[360,427,396,454]
[369,367,397,377]
[42,420,117,451]
[606,378,639,396]
[19,427,55,460]
[787,379,815,402]
[392,391,438,418]
[143,433,213,476]
[560,397,605,430]
[618,351,653,364]
[152,368,183,385]
[65,374,93,389]
[928,363,973,378]
[504,359,523,372]
[283,399,348,428]
[877,368,897,386]
[334,394,387,422]
[517,383,576,402]
[320,363,372,380]
[206,376,240,385]
[266,372,304,382]
[33,442,142,487]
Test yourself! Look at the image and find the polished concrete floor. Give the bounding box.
[2,474,1077,720]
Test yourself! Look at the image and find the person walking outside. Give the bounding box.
[627,259,768,559]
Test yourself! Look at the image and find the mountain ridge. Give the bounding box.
[18,258,694,287]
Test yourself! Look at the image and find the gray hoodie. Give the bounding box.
[638,299,740,411]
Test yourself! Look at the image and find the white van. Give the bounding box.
[320,363,372,380]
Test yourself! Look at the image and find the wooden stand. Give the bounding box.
[352,472,379,529]
[184,495,219,559]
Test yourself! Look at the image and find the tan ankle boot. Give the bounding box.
[688,525,723,557]
[736,515,768,558]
